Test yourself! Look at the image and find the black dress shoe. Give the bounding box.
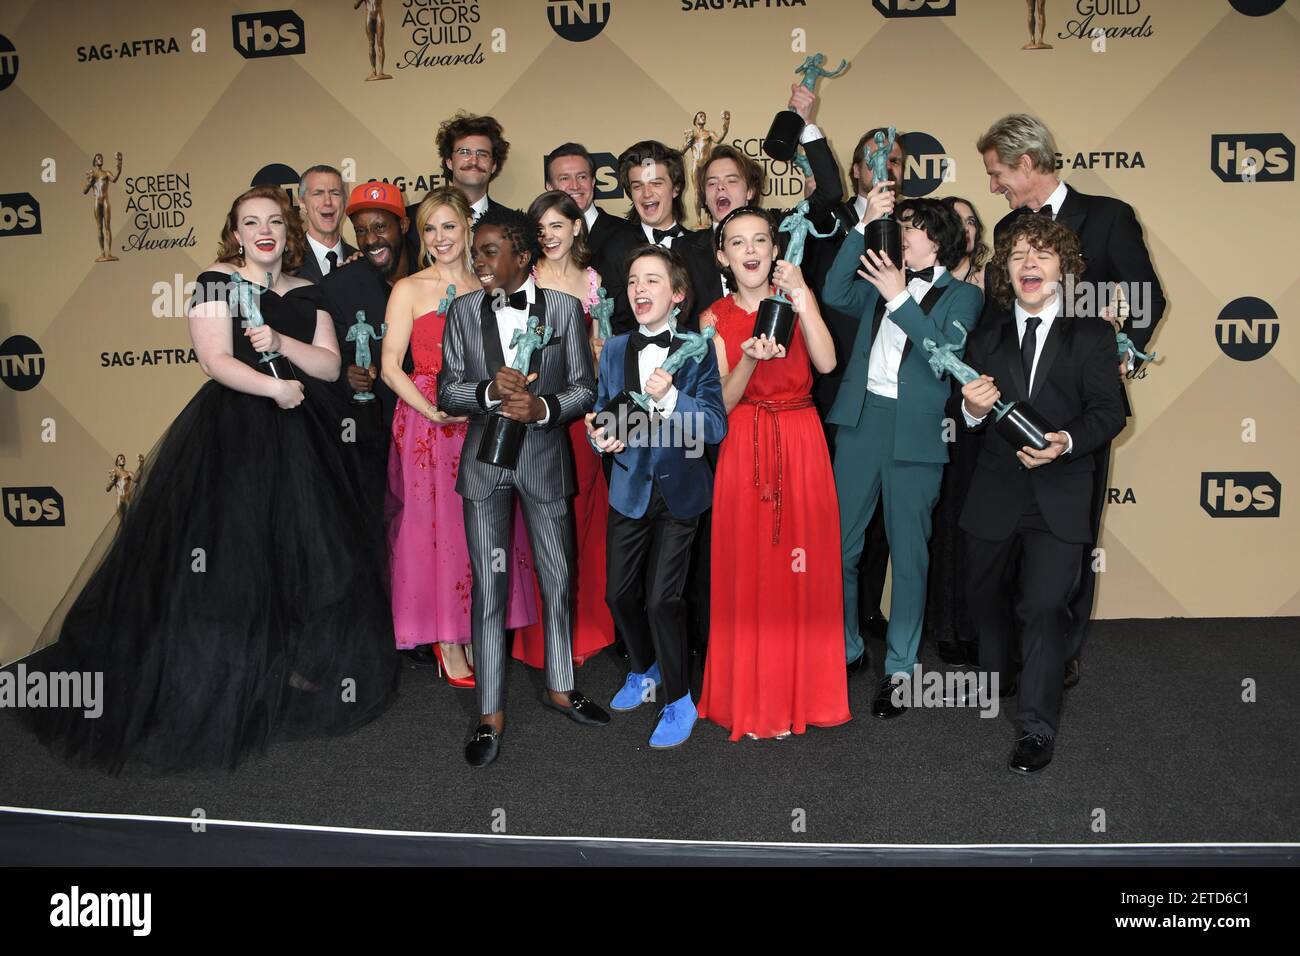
[1009,732,1054,774]
[542,690,610,726]
[465,724,501,768]
[401,644,441,667]
[847,647,871,675]
[1063,657,1080,689]
[871,676,907,719]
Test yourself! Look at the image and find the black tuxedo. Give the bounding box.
[959,307,1126,739]
[585,207,641,336]
[294,239,357,284]
[994,185,1164,659]
[403,194,509,271]
[678,134,845,328]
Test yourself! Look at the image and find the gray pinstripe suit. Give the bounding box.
[437,286,596,714]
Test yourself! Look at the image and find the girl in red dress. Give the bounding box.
[697,207,851,740]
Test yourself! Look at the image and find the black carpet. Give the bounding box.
[1,618,1296,848]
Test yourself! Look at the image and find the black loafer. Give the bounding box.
[542,690,610,726]
[1009,732,1054,774]
[401,644,441,668]
[465,724,501,768]
[1063,657,1080,689]
[871,676,907,719]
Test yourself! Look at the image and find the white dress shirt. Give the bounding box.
[470,194,490,223]
[305,233,344,275]
[1033,180,1069,219]
[583,204,599,232]
[635,320,679,416]
[866,265,945,399]
[484,276,550,425]
[961,294,1072,453]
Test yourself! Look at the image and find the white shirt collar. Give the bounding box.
[471,194,490,220]
[853,194,868,221]
[1037,180,1069,218]
[583,204,599,231]
[637,318,675,338]
[306,232,343,264]
[1014,293,1061,328]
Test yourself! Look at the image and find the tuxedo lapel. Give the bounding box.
[899,271,952,365]
[1055,186,1087,238]
[623,330,640,393]
[478,292,506,374]
[1029,316,1068,404]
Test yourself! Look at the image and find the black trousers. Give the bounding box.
[1066,439,1110,663]
[605,483,699,705]
[964,498,1082,739]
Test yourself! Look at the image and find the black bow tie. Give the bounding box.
[651,225,682,244]
[501,289,528,311]
[632,330,673,352]
[905,267,934,284]
[1019,205,1053,217]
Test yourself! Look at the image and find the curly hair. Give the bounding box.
[695,144,764,221]
[941,195,990,271]
[622,243,693,321]
[436,113,509,181]
[897,198,967,272]
[527,190,591,270]
[713,206,778,292]
[216,185,305,272]
[986,215,1087,310]
[617,140,688,226]
[475,204,540,271]
[414,185,475,271]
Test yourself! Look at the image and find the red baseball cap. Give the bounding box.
[346,181,406,219]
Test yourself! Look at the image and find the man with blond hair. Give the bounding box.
[976,112,1164,689]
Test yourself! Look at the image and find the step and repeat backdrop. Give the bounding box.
[0,0,1296,664]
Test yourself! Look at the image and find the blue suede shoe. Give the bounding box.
[610,661,661,712]
[649,693,697,748]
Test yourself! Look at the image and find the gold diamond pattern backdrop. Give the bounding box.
[1,0,1297,665]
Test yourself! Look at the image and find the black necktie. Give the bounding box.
[325,250,338,273]
[632,330,673,352]
[505,289,528,311]
[1021,315,1041,390]
[905,267,934,284]
[651,225,682,245]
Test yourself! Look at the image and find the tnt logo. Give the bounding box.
[232,10,305,59]
[250,163,301,207]
[873,0,955,16]
[4,487,65,527]
[1215,297,1279,361]
[0,34,18,92]
[0,335,44,391]
[898,132,952,197]
[0,192,40,236]
[1201,473,1280,518]
[1211,134,1294,182]
[547,1,611,42]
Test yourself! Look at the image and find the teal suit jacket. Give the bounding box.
[822,229,983,464]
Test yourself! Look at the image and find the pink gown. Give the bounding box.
[386,304,537,648]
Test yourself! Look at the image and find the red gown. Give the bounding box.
[698,294,851,740]
[512,268,615,667]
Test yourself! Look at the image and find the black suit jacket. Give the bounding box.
[294,239,358,284]
[586,207,641,336]
[403,194,509,270]
[808,198,867,417]
[680,134,845,328]
[957,307,1127,545]
[994,186,1165,370]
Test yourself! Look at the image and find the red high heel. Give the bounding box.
[433,644,475,689]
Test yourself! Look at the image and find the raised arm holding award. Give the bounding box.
[762,52,847,162]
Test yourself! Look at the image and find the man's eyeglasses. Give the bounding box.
[454,148,492,161]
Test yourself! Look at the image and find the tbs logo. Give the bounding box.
[1211,134,1294,182]
[4,487,65,527]
[0,192,40,236]
[233,10,305,59]
[873,0,955,16]
[1200,472,1280,518]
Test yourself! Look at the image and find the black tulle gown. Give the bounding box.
[27,271,399,773]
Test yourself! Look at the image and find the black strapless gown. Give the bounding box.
[27,272,399,773]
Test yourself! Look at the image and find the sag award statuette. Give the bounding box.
[476,318,554,470]
[763,52,848,162]
[229,272,297,383]
[591,286,615,341]
[630,325,717,413]
[346,310,385,404]
[924,321,1057,452]
[863,127,903,269]
[753,200,836,348]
